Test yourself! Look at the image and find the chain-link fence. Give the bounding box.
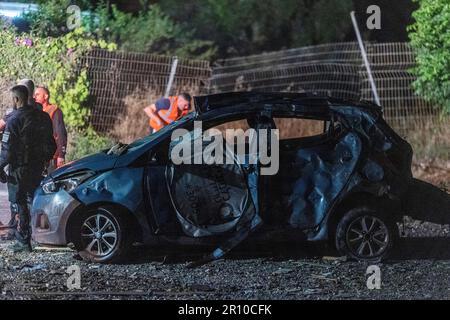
[209,42,443,133]
[359,42,440,131]
[80,49,211,132]
[210,42,362,99]
[82,43,444,134]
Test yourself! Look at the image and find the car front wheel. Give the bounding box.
[335,207,397,262]
[72,206,132,263]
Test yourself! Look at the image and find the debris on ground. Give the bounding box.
[14,263,47,272]
[0,161,445,300]
[33,246,74,252]
[322,256,347,263]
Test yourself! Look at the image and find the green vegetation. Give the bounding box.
[160,0,353,58]
[66,128,114,162]
[0,19,116,159]
[20,0,352,59]
[22,0,89,37]
[23,0,216,60]
[0,24,116,130]
[408,0,450,114]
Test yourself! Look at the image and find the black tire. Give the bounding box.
[71,206,132,263]
[335,206,397,262]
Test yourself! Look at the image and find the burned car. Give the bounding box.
[31,92,416,264]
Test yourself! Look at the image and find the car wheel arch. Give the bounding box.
[65,202,143,245]
[327,192,401,242]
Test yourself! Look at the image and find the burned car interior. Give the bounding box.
[141,93,409,265]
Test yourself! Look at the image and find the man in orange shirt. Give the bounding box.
[33,86,67,171]
[143,93,191,134]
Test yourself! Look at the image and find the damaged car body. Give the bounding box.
[31,92,429,264]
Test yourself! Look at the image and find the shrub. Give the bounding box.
[22,1,216,60]
[23,0,90,37]
[66,128,114,161]
[408,0,450,114]
[0,24,116,130]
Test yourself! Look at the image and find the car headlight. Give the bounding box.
[42,171,95,194]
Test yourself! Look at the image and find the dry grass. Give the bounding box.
[109,87,158,143]
[406,118,450,187]
[210,118,324,144]
[110,85,201,144]
[274,118,324,139]
[405,117,450,162]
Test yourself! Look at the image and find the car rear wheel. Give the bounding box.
[72,206,132,263]
[335,207,397,262]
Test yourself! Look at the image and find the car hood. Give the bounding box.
[50,151,119,180]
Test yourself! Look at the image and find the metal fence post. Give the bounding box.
[165,56,179,98]
[350,11,381,106]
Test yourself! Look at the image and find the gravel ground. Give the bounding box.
[0,162,448,300]
[1,238,450,300]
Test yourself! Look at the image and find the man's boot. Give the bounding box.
[11,226,32,253]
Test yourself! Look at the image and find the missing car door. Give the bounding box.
[269,116,361,230]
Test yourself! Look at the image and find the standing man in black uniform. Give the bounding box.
[0,85,55,252]
[0,79,43,232]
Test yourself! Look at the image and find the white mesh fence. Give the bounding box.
[209,42,443,133]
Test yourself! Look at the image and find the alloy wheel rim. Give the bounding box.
[345,215,389,258]
[81,213,118,257]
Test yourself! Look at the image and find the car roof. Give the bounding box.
[194,92,382,115]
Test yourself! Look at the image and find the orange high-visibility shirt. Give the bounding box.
[43,104,60,159]
[43,104,58,121]
[149,96,188,132]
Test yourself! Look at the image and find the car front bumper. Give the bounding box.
[31,188,81,245]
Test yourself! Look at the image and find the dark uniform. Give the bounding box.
[1,107,18,227]
[0,104,55,246]
[1,102,45,230]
